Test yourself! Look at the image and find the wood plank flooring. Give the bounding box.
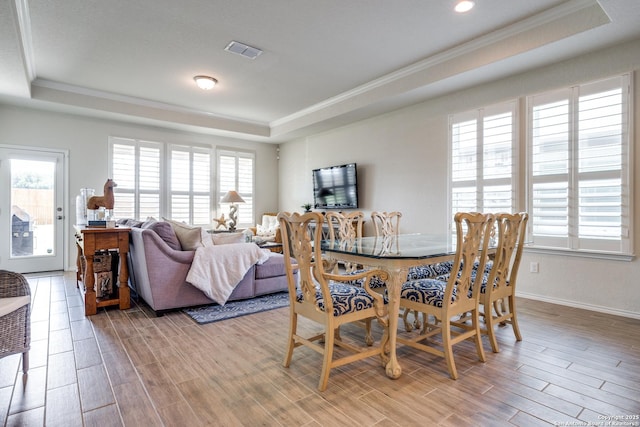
[1,271,639,426]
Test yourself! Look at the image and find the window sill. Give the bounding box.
[525,246,635,262]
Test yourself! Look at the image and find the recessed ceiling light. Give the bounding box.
[455,0,475,13]
[194,75,217,90]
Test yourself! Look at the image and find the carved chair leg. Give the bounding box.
[364,319,374,346]
[509,295,523,341]
[412,310,421,330]
[318,327,335,391]
[485,302,500,353]
[283,313,297,367]
[401,307,413,332]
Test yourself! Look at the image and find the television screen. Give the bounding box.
[312,163,358,209]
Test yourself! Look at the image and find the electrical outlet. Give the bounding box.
[530,262,539,273]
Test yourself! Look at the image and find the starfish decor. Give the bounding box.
[213,214,227,230]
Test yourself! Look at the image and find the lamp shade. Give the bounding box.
[220,190,245,204]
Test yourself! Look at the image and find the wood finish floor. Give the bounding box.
[1,271,639,426]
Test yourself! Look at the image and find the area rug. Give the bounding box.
[183,292,290,325]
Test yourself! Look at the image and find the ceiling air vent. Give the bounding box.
[224,41,263,59]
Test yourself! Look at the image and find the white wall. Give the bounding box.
[278,39,640,318]
[0,106,280,270]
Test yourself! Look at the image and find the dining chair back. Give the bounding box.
[278,212,389,391]
[371,211,402,238]
[481,212,528,352]
[326,211,364,242]
[0,270,31,374]
[325,211,364,273]
[398,212,495,379]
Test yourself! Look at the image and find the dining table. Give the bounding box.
[321,233,462,379]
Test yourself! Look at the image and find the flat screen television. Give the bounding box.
[312,163,359,209]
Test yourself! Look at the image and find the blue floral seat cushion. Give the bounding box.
[406,261,455,280]
[296,282,378,316]
[400,278,457,307]
[344,269,387,289]
[435,261,497,294]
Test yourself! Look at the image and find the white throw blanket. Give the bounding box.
[186,243,271,305]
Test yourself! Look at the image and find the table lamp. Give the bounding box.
[220,190,245,231]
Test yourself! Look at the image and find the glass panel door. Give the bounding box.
[0,147,65,273]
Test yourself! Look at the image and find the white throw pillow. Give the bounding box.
[257,215,278,237]
[211,232,246,245]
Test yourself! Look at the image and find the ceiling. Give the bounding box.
[1,0,639,142]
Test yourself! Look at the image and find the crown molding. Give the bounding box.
[31,79,271,137]
[270,0,609,135]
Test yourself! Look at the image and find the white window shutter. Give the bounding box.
[527,74,631,254]
[109,137,161,220]
[449,102,516,233]
[217,150,254,228]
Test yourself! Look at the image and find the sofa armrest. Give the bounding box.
[141,229,195,264]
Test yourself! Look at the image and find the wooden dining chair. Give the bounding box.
[437,212,528,353]
[398,212,495,379]
[278,212,389,391]
[371,211,427,331]
[478,212,528,352]
[371,211,402,238]
[326,211,388,345]
[325,211,364,274]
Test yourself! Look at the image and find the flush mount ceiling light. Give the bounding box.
[194,75,218,90]
[455,0,475,13]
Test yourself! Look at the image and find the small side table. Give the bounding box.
[74,225,131,316]
[257,241,283,253]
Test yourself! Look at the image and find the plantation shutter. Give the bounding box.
[110,137,161,220]
[449,102,516,232]
[169,145,212,225]
[527,74,630,253]
[217,150,254,227]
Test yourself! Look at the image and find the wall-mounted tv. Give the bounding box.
[312,163,359,209]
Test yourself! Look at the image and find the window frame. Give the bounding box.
[448,100,519,233]
[216,148,255,229]
[109,137,163,220]
[447,73,634,260]
[167,144,213,226]
[109,137,225,226]
[525,74,633,257]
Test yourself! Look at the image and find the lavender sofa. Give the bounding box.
[128,226,295,314]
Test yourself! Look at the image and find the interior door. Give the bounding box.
[0,146,66,273]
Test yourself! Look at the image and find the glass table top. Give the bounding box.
[321,234,457,260]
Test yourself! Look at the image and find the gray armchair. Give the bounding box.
[0,270,31,373]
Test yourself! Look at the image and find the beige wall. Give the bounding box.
[278,38,640,318]
[0,106,280,270]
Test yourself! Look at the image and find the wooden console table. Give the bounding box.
[74,225,131,316]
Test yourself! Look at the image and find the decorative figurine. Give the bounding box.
[213,214,227,230]
[87,179,117,210]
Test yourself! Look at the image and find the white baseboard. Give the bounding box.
[517,292,640,320]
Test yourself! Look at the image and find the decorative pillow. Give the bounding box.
[162,218,204,251]
[116,218,144,228]
[140,217,158,229]
[211,232,246,245]
[143,221,181,251]
[257,215,279,237]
